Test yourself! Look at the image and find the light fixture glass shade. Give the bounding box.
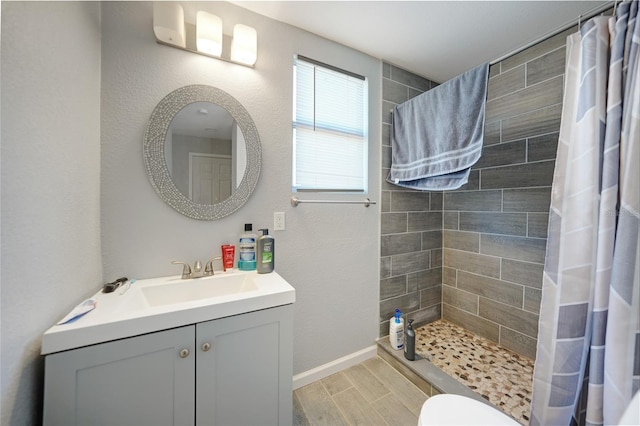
[196,11,223,57]
[153,2,186,48]
[230,24,257,66]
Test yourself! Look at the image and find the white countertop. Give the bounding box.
[41,270,295,355]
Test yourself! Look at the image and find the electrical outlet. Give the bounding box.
[274,212,285,231]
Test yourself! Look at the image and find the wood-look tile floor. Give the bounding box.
[293,356,428,426]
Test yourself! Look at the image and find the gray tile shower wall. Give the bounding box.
[380,27,573,359]
[380,63,442,337]
[442,28,574,360]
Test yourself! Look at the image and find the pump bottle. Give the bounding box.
[389,309,404,350]
[404,319,416,360]
[256,228,275,274]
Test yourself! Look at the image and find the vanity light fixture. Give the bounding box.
[196,11,223,57]
[152,2,186,48]
[152,2,257,68]
[230,24,258,66]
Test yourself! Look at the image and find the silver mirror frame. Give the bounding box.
[143,85,261,220]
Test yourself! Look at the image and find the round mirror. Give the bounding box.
[144,85,261,220]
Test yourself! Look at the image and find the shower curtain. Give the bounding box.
[530,2,639,425]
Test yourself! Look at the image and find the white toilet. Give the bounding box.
[418,394,520,426]
[418,391,640,426]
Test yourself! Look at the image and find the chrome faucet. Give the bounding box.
[172,257,222,279]
[204,257,223,276]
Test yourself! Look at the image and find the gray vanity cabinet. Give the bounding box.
[43,326,196,425]
[196,305,294,426]
[43,304,294,426]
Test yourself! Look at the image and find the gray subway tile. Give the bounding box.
[383,62,391,79]
[442,304,499,343]
[443,249,501,278]
[480,160,555,189]
[501,259,544,289]
[459,212,527,236]
[487,64,525,101]
[500,327,537,359]
[389,65,432,92]
[454,169,480,191]
[391,191,431,212]
[382,145,392,169]
[380,275,407,300]
[457,271,524,308]
[420,285,442,308]
[443,190,502,212]
[526,47,565,87]
[443,230,480,252]
[381,212,408,235]
[382,100,395,125]
[442,267,457,286]
[502,103,562,142]
[481,234,547,263]
[408,304,441,325]
[422,230,442,250]
[485,76,563,123]
[380,292,420,322]
[381,191,391,213]
[484,121,501,146]
[417,267,442,290]
[430,249,442,269]
[406,272,419,293]
[475,140,526,169]
[528,133,559,162]
[488,63,501,78]
[528,213,549,238]
[381,232,421,256]
[501,27,573,72]
[443,285,478,314]
[380,256,391,279]
[382,123,391,147]
[391,251,430,276]
[408,211,442,231]
[430,192,443,211]
[383,78,409,104]
[478,298,539,338]
[503,188,551,212]
[524,286,542,313]
[443,212,459,230]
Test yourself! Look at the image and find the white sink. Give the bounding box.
[141,273,259,307]
[41,270,295,355]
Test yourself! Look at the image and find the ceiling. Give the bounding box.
[234,1,610,83]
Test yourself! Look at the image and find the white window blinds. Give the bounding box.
[293,56,368,192]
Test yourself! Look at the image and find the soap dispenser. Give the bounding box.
[256,228,274,274]
[404,319,416,361]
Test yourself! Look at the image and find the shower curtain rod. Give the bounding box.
[489,1,614,65]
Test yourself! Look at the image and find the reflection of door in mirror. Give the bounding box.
[190,154,232,203]
[166,102,242,203]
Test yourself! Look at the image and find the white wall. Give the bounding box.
[100,2,381,376]
[1,2,103,424]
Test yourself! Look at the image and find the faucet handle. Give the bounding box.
[171,261,192,279]
[204,257,223,276]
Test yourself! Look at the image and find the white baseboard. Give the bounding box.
[292,345,378,390]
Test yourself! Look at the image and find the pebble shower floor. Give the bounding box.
[415,320,534,424]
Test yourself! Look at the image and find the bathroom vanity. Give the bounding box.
[41,271,295,426]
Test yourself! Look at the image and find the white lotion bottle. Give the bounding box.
[389,309,405,350]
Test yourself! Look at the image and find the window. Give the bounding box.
[293,56,368,192]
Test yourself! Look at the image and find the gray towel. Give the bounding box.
[387,62,489,190]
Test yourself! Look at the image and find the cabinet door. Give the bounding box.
[43,325,196,426]
[196,305,293,426]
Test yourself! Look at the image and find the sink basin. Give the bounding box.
[141,274,259,307]
[41,270,295,355]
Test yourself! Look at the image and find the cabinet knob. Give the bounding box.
[179,348,190,358]
[201,342,212,352]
